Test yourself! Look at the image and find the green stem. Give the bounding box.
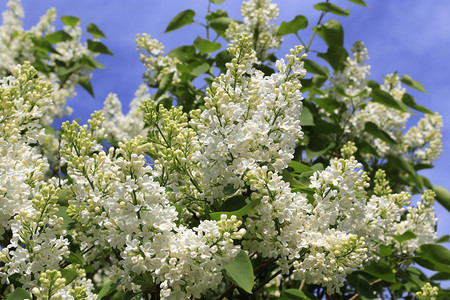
[305,0,330,53]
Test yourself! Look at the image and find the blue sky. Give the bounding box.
[15,0,450,241]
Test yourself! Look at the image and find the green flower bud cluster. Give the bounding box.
[416,282,439,300]
[373,169,393,197]
[32,270,66,300]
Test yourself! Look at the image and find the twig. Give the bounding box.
[252,269,282,293]
[348,278,383,300]
[299,279,306,291]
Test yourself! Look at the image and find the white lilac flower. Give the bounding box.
[226,0,282,61]
[192,35,305,201]
[103,84,149,143]
[136,33,180,89]
[62,113,244,299]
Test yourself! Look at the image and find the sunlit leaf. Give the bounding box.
[61,15,80,27]
[5,288,30,300]
[300,106,314,126]
[165,9,196,33]
[224,250,254,294]
[347,0,368,7]
[317,45,348,71]
[87,40,113,55]
[87,23,107,38]
[314,2,350,16]
[193,36,221,53]
[315,19,344,47]
[419,244,450,265]
[63,251,86,266]
[394,230,417,243]
[210,17,233,36]
[279,289,310,300]
[433,186,450,212]
[402,93,433,114]
[401,74,427,93]
[79,76,95,97]
[303,59,328,77]
[371,88,411,113]
[364,122,397,145]
[210,197,260,220]
[60,268,78,285]
[97,281,119,299]
[277,15,308,36]
[363,261,396,283]
[44,30,72,43]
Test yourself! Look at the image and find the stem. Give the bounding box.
[305,0,330,53]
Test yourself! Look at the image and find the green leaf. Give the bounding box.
[315,19,344,47]
[210,0,226,3]
[282,169,304,189]
[303,59,328,77]
[63,251,86,266]
[436,235,450,243]
[153,72,173,100]
[317,45,348,71]
[254,64,275,76]
[123,291,139,300]
[165,9,196,33]
[289,161,314,174]
[224,250,254,294]
[430,272,450,281]
[55,206,75,231]
[364,122,397,145]
[419,244,450,265]
[79,76,95,97]
[313,3,350,16]
[87,23,107,38]
[379,244,393,257]
[347,0,368,6]
[193,36,221,53]
[394,230,417,243]
[299,106,314,126]
[433,186,450,212]
[5,288,31,300]
[32,37,59,54]
[355,138,377,156]
[97,280,119,299]
[87,40,113,55]
[363,261,396,283]
[167,45,196,62]
[218,194,247,212]
[371,88,411,113]
[277,15,308,36]
[61,15,80,27]
[401,93,433,114]
[209,17,233,36]
[210,197,260,220]
[306,142,335,160]
[279,289,310,300]
[314,97,340,114]
[187,61,210,76]
[412,256,450,273]
[80,55,106,69]
[60,268,78,285]
[44,30,72,43]
[56,62,81,76]
[401,74,427,93]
